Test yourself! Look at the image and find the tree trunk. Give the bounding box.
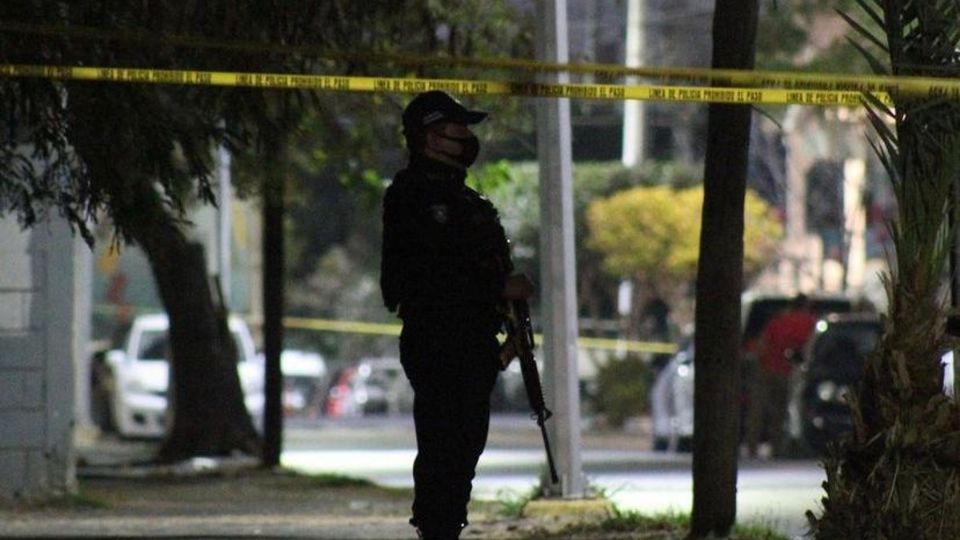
[136,218,261,462]
[261,128,286,467]
[690,1,759,537]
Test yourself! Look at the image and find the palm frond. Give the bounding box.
[845,37,891,75]
[838,7,889,52]
[851,0,885,34]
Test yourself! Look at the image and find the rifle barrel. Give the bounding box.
[539,420,560,484]
[510,299,560,485]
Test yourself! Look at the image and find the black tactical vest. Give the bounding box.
[380,157,513,325]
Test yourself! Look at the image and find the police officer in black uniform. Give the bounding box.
[380,91,533,539]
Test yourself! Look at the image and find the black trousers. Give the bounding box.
[399,318,500,537]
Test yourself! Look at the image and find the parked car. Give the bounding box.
[786,313,957,455]
[100,314,264,438]
[785,313,880,454]
[650,292,853,452]
[281,349,327,417]
[649,340,695,451]
[323,357,412,418]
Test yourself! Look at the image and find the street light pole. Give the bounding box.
[216,141,232,306]
[621,0,646,167]
[535,0,584,498]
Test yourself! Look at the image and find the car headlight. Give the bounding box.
[816,381,849,403]
[816,381,836,402]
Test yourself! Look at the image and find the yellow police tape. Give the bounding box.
[0,63,893,107]
[283,316,677,355]
[4,21,960,101]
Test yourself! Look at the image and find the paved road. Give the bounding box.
[282,415,824,539]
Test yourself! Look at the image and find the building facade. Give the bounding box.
[0,215,87,499]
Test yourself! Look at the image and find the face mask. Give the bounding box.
[437,134,480,168]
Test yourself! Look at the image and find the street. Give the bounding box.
[282,415,824,539]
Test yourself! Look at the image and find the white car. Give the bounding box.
[105,314,264,438]
[280,349,327,416]
[649,343,695,452]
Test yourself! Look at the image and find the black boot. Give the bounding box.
[416,522,464,540]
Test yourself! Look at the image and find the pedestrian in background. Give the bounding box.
[744,293,816,459]
[380,90,533,539]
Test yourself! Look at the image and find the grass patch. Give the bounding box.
[272,469,377,488]
[519,507,789,540]
[1,491,110,511]
[596,508,690,534]
[494,485,542,518]
[731,520,791,540]
[265,468,412,497]
[51,492,111,510]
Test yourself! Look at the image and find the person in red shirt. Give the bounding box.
[744,294,817,458]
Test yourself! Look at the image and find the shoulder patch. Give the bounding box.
[430,204,449,224]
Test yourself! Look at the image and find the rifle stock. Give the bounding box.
[505,299,559,485]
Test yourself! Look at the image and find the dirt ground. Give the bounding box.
[0,467,678,539]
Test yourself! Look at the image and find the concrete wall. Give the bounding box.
[0,216,78,499]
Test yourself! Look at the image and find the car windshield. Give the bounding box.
[743,298,851,342]
[810,321,882,379]
[137,330,169,360]
[363,366,401,389]
[136,329,245,361]
[815,323,881,359]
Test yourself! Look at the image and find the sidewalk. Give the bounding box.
[2,460,611,539]
[0,429,652,540]
[3,464,427,539]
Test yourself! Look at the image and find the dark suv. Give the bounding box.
[786,313,882,454]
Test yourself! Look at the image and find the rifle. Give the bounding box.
[502,298,560,485]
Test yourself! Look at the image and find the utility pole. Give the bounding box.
[216,141,232,306]
[842,157,867,292]
[621,0,646,167]
[619,0,645,342]
[781,105,813,293]
[535,0,583,498]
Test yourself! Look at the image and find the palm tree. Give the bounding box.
[809,1,960,537]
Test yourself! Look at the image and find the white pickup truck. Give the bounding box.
[101,314,264,438]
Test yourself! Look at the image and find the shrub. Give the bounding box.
[590,354,652,429]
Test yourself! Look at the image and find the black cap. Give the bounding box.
[402,91,487,136]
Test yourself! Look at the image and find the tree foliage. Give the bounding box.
[2,0,370,461]
[481,161,705,323]
[755,0,878,74]
[2,1,528,240]
[585,185,782,292]
[0,0,533,460]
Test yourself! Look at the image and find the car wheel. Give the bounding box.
[676,436,693,453]
[653,437,669,452]
[781,436,817,459]
[91,383,116,434]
